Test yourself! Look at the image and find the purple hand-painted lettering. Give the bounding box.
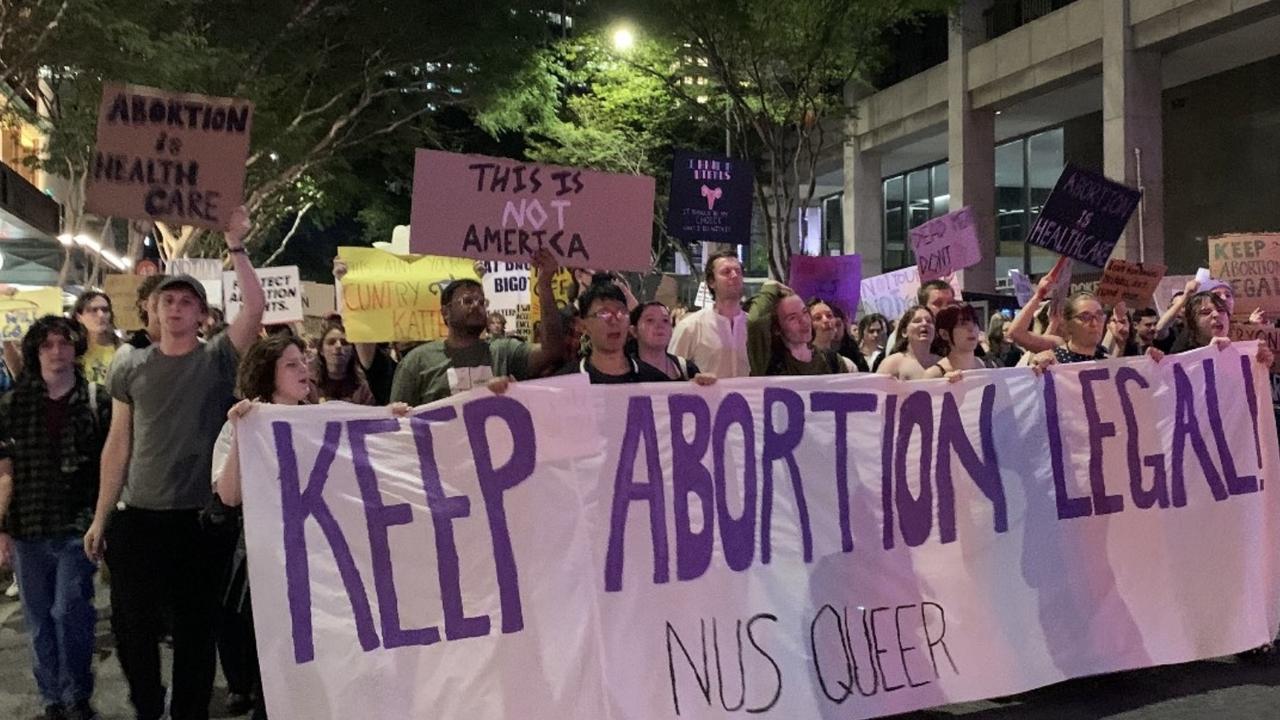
[1171,363,1228,506]
[1201,359,1259,495]
[893,392,934,547]
[349,418,441,648]
[411,408,489,640]
[1079,369,1124,514]
[761,389,815,562]
[274,420,379,664]
[1044,372,1092,519]
[809,391,877,554]
[1114,368,1169,508]
[670,394,714,581]
[463,396,537,633]
[604,396,669,593]
[711,393,757,572]
[937,386,1006,538]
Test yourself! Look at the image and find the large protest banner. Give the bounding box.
[336,247,479,343]
[86,83,253,230]
[859,266,959,320]
[237,344,1280,720]
[0,288,62,341]
[667,149,754,245]
[789,254,861,319]
[1026,165,1141,267]
[909,207,981,281]
[410,149,656,270]
[1209,233,1280,317]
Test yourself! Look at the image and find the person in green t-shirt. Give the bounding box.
[390,249,567,405]
[746,280,843,377]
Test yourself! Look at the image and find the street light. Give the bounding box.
[612,26,635,52]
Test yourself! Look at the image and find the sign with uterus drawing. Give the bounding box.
[666,148,755,245]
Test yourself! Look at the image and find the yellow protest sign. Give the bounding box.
[103,274,145,331]
[0,287,63,341]
[337,247,479,343]
[525,267,575,339]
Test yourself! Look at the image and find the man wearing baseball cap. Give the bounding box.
[84,206,265,720]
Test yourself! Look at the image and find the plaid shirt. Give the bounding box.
[0,376,111,539]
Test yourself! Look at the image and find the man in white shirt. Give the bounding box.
[669,250,750,378]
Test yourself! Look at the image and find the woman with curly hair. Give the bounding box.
[208,334,404,718]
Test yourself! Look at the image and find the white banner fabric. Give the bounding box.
[237,343,1280,720]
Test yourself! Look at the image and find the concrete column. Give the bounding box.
[949,0,997,293]
[842,82,883,276]
[1103,0,1164,265]
[842,138,883,276]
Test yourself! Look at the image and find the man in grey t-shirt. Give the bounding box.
[84,207,265,720]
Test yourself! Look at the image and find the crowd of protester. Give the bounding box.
[0,209,1276,720]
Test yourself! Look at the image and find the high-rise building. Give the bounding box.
[803,0,1280,291]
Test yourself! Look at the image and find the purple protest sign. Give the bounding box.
[666,149,754,245]
[1025,164,1141,268]
[788,254,862,318]
[910,206,981,281]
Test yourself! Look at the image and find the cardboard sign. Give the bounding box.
[654,274,679,308]
[103,274,145,331]
[1209,233,1280,316]
[223,266,302,324]
[1094,259,1166,309]
[1026,164,1141,267]
[86,83,253,230]
[1231,323,1280,372]
[788,254,862,319]
[336,247,479,343]
[666,149,754,245]
[859,266,959,320]
[410,149,656,270]
[165,257,225,307]
[0,288,62,341]
[909,207,981,281]
[301,282,336,318]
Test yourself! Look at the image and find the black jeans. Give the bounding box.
[106,508,226,720]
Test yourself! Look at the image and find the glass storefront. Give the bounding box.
[879,126,1065,276]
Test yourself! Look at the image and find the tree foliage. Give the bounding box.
[485,0,954,279]
[0,0,557,274]
[480,33,722,270]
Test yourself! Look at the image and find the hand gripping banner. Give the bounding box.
[236,343,1280,719]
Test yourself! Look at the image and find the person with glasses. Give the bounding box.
[72,291,120,384]
[567,282,670,384]
[390,248,566,405]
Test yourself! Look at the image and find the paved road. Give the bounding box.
[1,576,1278,719]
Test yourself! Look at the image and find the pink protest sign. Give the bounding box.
[788,254,862,319]
[410,149,656,271]
[909,206,981,282]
